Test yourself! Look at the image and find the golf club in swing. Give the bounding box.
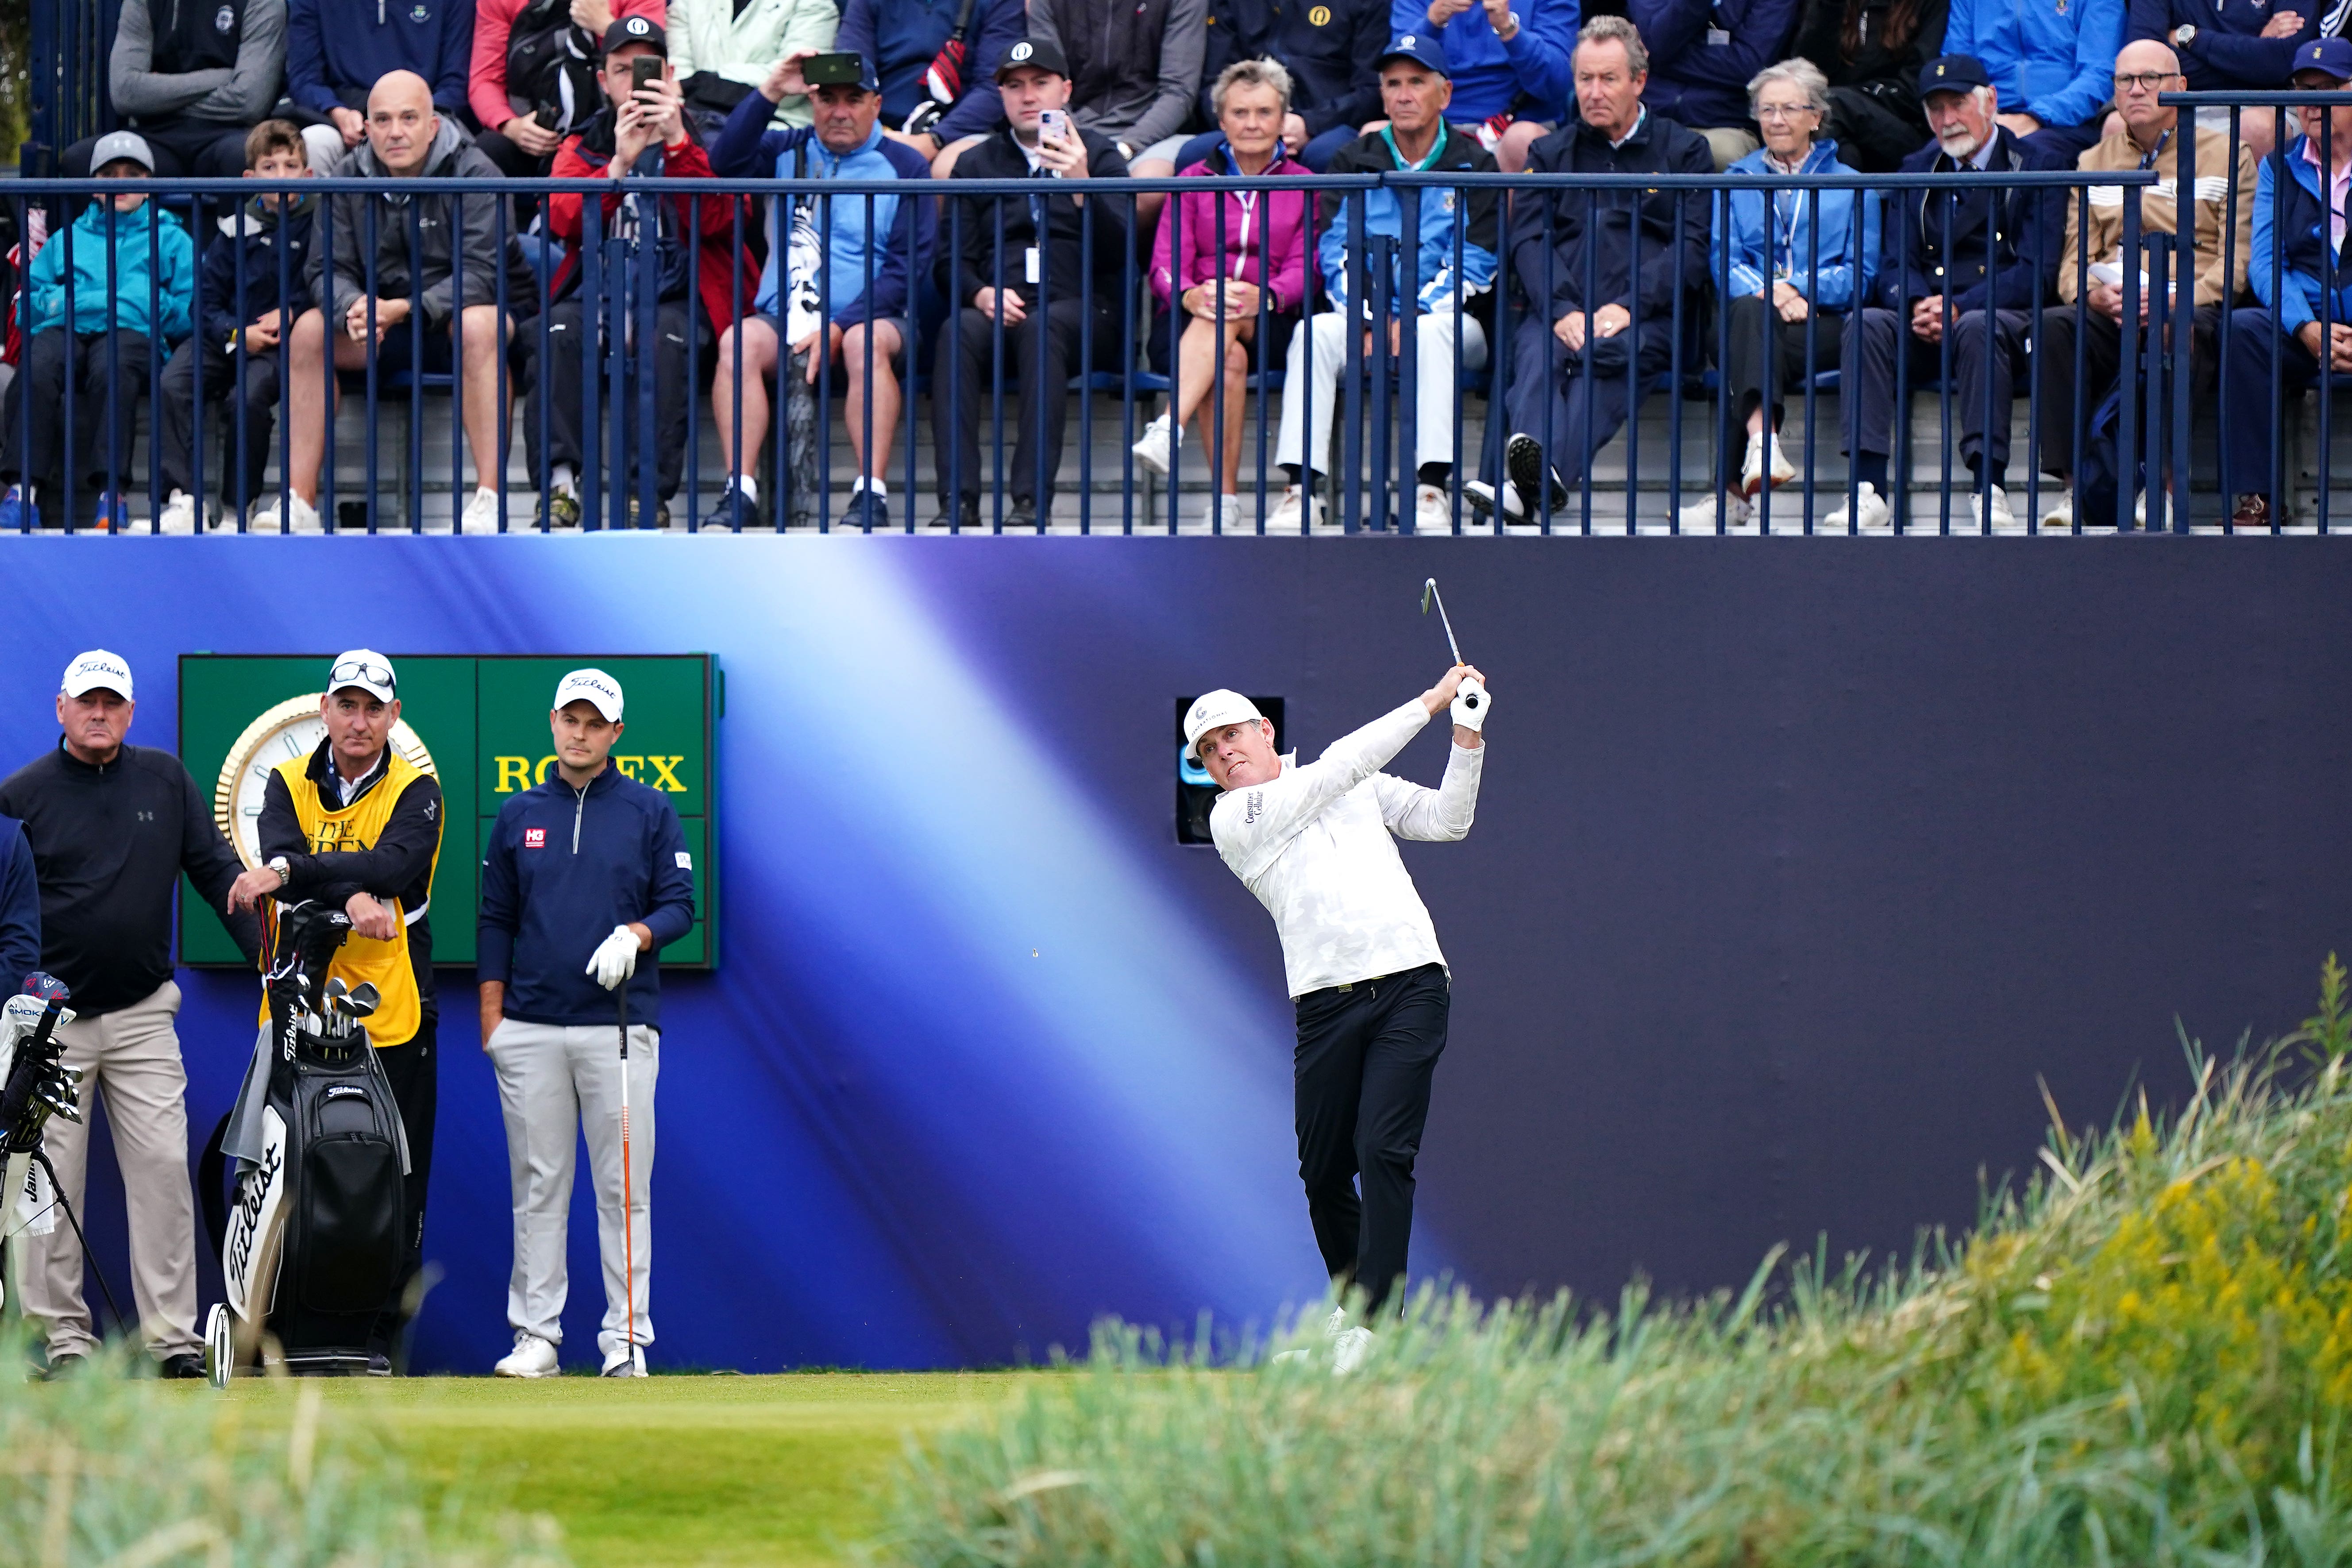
[1422,579,1485,718]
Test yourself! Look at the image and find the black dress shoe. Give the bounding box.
[159,1352,204,1380]
[1004,499,1040,531]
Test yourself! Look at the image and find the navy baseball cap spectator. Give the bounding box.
[1376,33,1450,77]
[601,15,666,54]
[995,37,1070,81]
[2290,37,2352,81]
[1916,54,1993,98]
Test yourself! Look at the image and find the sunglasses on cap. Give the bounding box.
[329,658,396,693]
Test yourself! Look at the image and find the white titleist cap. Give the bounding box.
[61,649,133,701]
[327,648,397,703]
[1184,689,1263,752]
[554,667,624,722]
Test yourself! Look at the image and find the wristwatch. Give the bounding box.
[1496,8,1522,38]
[2172,23,2197,46]
[267,855,291,888]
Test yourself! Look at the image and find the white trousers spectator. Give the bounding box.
[23,981,200,1361]
[487,1019,656,1362]
[1276,310,1489,473]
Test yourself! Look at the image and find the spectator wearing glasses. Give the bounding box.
[469,0,670,179]
[0,134,196,534]
[1133,59,1313,528]
[282,0,474,171]
[2035,39,2250,528]
[1938,0,2125,164]
[1791,0,1949,173]
[263,71,526,535]
[1826,54,2065,532]
[2222,37,2352,529]
[2128,0,2315,161]
[1269,36,1501,532]
[61,0,287,182]
[1625,0,1806,170]
[1182,0,1389,173]
[708,47,933,531]
[1390,0,1577,172]
[1683,58,1878,530]
[1468,18,1712,524]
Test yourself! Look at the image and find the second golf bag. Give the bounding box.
[203,900,409,1379]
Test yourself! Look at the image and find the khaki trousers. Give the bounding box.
[22,980,200,1359]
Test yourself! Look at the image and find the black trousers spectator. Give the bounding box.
[474,128,555,180]
[1822,86,1930,175]
[1717,294,1845,486]
[933,298,1110,512]
[2035,302,2223,479]
[1292,963,1449,1317]
[369,1015,437,1362]
[63,116,249,181]
[1500,314,1677,488]
[0,328,160,506]
[516,296,694,500]
[158,335,282,507]
[1842,305,2031,478]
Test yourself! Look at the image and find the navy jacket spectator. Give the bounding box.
[1512,108,1713,326]
[197,196,316,349]
[478,767,696,1030]
[1627,0,1804,130]
[1390,0,1578,123]
[2128,0,2318,94]
[1202,0,1388,143]
[1874,121,2066,311]
[941,124,1132,306]
[836,0,1024,143]
[285,0,474,116]
[1941,0,2124,137]
[0,818,38,991]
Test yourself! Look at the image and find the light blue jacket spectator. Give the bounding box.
[1714,139,1878,310]
[2250,138,2352,333]
[1388,0,1578,123]
[1942,0,2125,132]
[29,202,196,341]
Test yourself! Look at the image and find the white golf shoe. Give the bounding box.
[601,1345,648,1377]
[1970,484,2017,532]
[1330,1325,1376,1376]
[253,491,323,534]
[494,1333,559,1378]
[1267,483,1322,532]
[1824,481,1891,533]
[1201,493,1241,531]
[1677,490,1752,532]
[156,489,207,534]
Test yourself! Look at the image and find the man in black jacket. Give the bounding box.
[0,651,260,1379]
[1182,0,1388,172]
[1469,16,1712,524]
[932,38,1132,530]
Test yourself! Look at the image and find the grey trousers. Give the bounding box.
[486,1018,657,1360]
[23,981,200,1360]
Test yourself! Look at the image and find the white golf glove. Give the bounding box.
[587,925,640,991]
[1451,676,1490,732]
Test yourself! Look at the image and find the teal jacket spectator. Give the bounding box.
[1715,138,1878,309]
[2250,134,2352,332]
[1942,0,2124,134]
[1317,123,1502,315]
[29,202,197,341]
[1388,0,1577,122]
[284,0,474,116]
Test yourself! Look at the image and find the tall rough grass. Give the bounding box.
[0,1339,565,1567]
[879,962,2352,1567]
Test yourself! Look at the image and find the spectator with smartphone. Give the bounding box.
[667,0,843,135]
[282,0,474,170]
[153,120,317,534]
[471,0,669,178]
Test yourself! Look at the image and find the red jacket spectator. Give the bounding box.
[544,117,758,332]
[470,0,668,137]
[1146,142,1311,315]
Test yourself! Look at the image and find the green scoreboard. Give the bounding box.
[178,654,720,969]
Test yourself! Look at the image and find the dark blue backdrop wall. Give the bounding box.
[0,537,2346,1373]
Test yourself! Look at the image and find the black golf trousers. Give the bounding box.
[1292,963,1449,1317]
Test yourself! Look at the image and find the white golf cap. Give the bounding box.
[1184,689,1263,752]
[553,666,624,721]
[61,649,133,700]
[327,648,397,703]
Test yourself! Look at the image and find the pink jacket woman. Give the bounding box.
[1147,140,1312,316]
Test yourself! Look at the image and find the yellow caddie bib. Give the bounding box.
[256,751,444,1047]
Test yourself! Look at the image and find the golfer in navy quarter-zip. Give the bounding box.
[477,669,695,1379]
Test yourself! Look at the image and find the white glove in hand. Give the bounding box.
[1450,676,1489,732]
[587,925,640,991]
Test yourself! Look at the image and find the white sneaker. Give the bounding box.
[1200,493,1241,530]
[156,489,205,535]
[460,487,504,534]
[1131,413,1175,477]
[252,491,323,534]
[1463,479,1526,523]
[1267,483,1323,532]
[601,1345,647,1377]
[2039,489,2075,530]
[1970,483,2017,531]
[493,1333,559,1378]
[1330,1325,1376,1376]
[1413,482,1451,531]
[1678,490,1752,532]
[1824,481,1891,533]
[1739,433,1797,496]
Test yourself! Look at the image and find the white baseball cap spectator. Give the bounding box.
[61,650,133,701]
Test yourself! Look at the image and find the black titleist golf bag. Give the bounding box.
[202,901,409,1380]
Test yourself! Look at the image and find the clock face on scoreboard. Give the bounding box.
[212,693,439,867]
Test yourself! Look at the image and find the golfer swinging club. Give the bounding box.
[1189,651,1488,1373]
